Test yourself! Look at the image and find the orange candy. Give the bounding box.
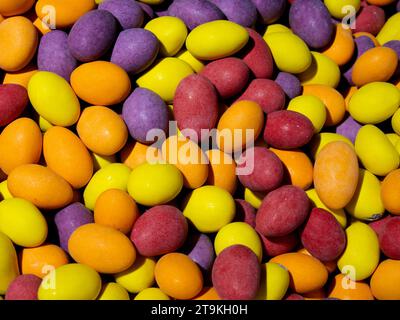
[352,47,398,87]
[303,84,346,126]
[77,106,128,156]
[0,0,35,16]
[353,32,380,47]
[366,0,396,6]
[297,248,337,274]
[94,189,139,234]
[2,64,38,88]
[370,259,400,300]
[322,24,355,66]
[381,169,400,215]
[303,288,326,300]
[21,244,69,278]
[155,253,203,300]
[194,287,221,300]
[270,148,313,190]
[205,149,237,194]
[329,274,374,300]
[121,141,162,170]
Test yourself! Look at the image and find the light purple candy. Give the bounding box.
[5,275,42,301]
[289,0,333,49]
[336,115,362,144]
[38,30,77,81]
[209,0,257,27]
[187,234,215,271]
[275,72,302,99]
[111,28,159,74]
[343,36,375,85]
[68,10,117,62]
[99,0,144,29]
[384,40,400,78]
[168,0,225,30]
[122,88,169,144]
[251,0,286,24]
[55,202,94,252]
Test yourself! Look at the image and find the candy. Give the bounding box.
[328,274,374,300]
[335,115,362,144]
[120,141,162,170]
[251,0,286,24]
[259,232,299,257]
[99,0,144,29]
[134,288,170,300]
[131,205,188,257]
[205,149,237,194]
[97,283,130,300]
[0,0,35,16]
[210,0,257,27]
[5,274,41,300]
[0,231,19,294]
[0,84,28,127]
[256,262,290,300]
[379,217,400,259]
[370,259,400,300]
[354,5,385,36]
[274,72,302,99]
[176,50,205,73]
[381,169,400,214]
[322,24,355,66]
[212,245,260,300]
[324,0,361,19]
[185,234,215,271]
[377,12,400,45]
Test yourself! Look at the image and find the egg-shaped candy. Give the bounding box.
[97,283,130,300]
[209,0,257,27]
[371,259,400,300]
[0,84,28,127]
[251,0,286,24]
[99,0,144,29]
[0,231,19,295]
[0,0,35,16]
[205,149,237,194]
[275,72,302,99]
[256,262,290,300]
[322,24,355,66]
[185,234,215,271]
[5,274,41,300]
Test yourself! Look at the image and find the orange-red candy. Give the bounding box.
[120,141,162,170]
[322,24,355,66]
[366,0,396,5]
[329,274,374,300]
[205,149,237,194]
[297,248,337,274]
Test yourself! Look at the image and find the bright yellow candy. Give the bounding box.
[299,52,340,88]
[97,283,130,300]
[244,188,265,209]
[392,108,400,136]
[38,116,53,132]
[145,16,187,56]
[306,188,347,228]
[28,71,80,127]
[256,262,290,300]
[338,222,379,281]
[92,153,116,172]
[264,24,292,36]
[183,185,235,233]
[309,132,353,159]
[176,50,205,73]
[137,57,194,102]
[264,32,312,74]
[38,263,102,300]
[0,198,47,247]
[214,222,263,261]
[115,256,156,293]
[377,12,400,45]
[324,0,361,19]
[134,288,170,300]
[127,163,183,206]
[186,20,249,60]
[345,169,384,221]
[355,125,399,176]
[349,82,400,124]
[386,133,400,147]
[138,0,164,4]
[83,163,131,210]
[0,231,19,295]
[287,95,327,133]
[0,181,12,200]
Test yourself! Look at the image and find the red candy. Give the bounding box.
[234,199,256,228]
[379,217,400,260]
[354,5,385,36]
[259,232,299,257]
[0,84,28,126]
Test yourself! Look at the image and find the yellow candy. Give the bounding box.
[0,198,47,247]
[386,133,400,147]
[97,283,130,300]
[176,50,205,73]
[349,82,400,124]
[264,32,312,74]
[324,0,361,19]
[377,12,400,45]
[186,20,249,60]
[214,222,263,261]
[299,52,341,88]
[345,169,384,221]
[38,263,101,300]
[355,125,399,176]
[0,181,12,200]
[309,132,353,159]
[0,231,19,295]
[306,189,347,228]
[287,95,327,133]
[38,116,53,132]
[145,16,187,57]
[264,24,292,36]
[138,0,164,4]
[28,71,80,127]
[115,256,156,293]
[137,57,194,102]
[392,108,400,136]
[83,163,131,210]
[244,188,265,209]
[134,288,170,300]
[183,185,235,233]
[127,163,183,206]
[337,222,379,281]
[256,262,290,300]
[92,153,116,172]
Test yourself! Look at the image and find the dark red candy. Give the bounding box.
[0,84,29,126]
[237,79,285,114]
[259,232,299,257]
[369,215,392,240]
[234,199,256,227]
[354,5,385,36]
[201,57,250,99]
[379,217,400,260]
[5,274,42,300]
[264,110,314,149]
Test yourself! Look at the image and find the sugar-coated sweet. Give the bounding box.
[354,5,385,36]
[5,274,41,300]
[185,233,215,271]
[259,232,299,257]
[99,0,144,29]
[234,199,256,227]
[209,0,257,27]
[0,84,28,127]
[275,72,302,99]
[251,0,286,24]
[379,217,400,259]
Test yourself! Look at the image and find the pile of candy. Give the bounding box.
[1,0,400,301]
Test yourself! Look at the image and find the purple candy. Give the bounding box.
[122,88,169,144]
[137,2,155,19]
[111,28,159,74]
[55,202,94,252]
[38,30,77,81]
[99,0,144,29]
[289,0,333,49]
[335,115,362,144]
[398,0,400,12]
[234,199,256,228]
[168,0,225,30]
[5,275,42,300]
[251,0,286,24]
[68,10,117,62]
[209,0,257,27]
[384,40,400,78]
[275,72,302,99]
[187,234,215,271]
